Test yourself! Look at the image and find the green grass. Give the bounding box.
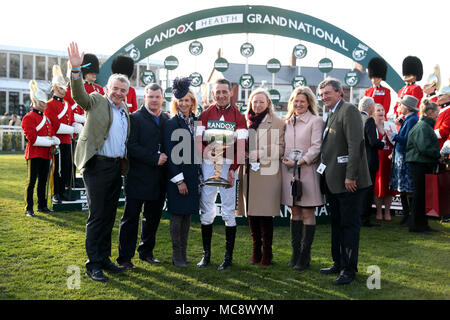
[0,154,449,300]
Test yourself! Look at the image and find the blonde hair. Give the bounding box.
[420,98,439,117]
[170,89,198,116]
[285,86,319,119]
[246,88,273,116]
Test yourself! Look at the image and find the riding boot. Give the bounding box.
[218,226,236,271]
[197,224,212,268]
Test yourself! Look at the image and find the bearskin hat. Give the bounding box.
[402,56,423,81]
[81,53,100,77]
[368,57,387,80]
[111,54,134,78]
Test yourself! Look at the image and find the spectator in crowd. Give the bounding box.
[237,88,285,267]
[406,99,442,233]
[0,112,10,125]
[389,95,419,226]
[281,86,323,271]
[373,104,397,221]
[359,96,385,227]
[163,77,200,268]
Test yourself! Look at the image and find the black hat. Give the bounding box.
[81,53,100,76]
[368,57,387,80]
[402,56,423,81]
[172,77,192,99]
[111,54,134,78]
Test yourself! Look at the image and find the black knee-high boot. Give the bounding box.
[197,224,213,268]
[294,224,315,271]
[218,226,236,271]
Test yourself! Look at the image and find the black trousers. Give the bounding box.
[326,187,366,275]
[410,162,435,232]
[53,143,72,196]
[82,156,122,271]
[361,169,377,224]
[117,195,165,264]
[25,158,50,211]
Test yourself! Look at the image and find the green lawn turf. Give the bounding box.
[0,154,449,300]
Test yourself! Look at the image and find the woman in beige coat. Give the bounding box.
[281,86,324,271]
[237,88,285,266]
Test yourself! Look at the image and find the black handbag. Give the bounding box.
[291,160,302,205]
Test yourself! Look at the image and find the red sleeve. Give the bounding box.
[131,87,138,113]
[384,88,391,116]
[44,100,61,132]
[436,110,450,141]
[21,114,37,144]
[412,86,423,108]
[235,108,248,130]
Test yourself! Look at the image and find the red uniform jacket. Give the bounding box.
[365,86,391,119]
[435,106,450,149]
[45,96,74,145]
[126,86,138,113]
[64,88,84,116]
[22,109,55,160]
[393,83,423,117]
[84,82,105,95]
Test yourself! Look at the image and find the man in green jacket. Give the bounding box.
[69,42,131,282]
[406,99,442,233]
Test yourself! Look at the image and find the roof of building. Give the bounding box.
[217,63,371,88]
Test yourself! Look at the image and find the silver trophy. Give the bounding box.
[203,129,237,187]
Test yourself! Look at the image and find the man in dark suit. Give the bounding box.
[359,97,385,226]
[318,78,372,285]
[116,83,169,269]
[69,42,130,282]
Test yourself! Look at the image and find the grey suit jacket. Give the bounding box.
[71,77,130,171]
[320,100,371,194]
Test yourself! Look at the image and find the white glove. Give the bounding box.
[33,136,53,147]
[51,136,60,146]
[441,140,450,155]
[72,122,83,134]
[57,123,75,135]
[73,113,86,124]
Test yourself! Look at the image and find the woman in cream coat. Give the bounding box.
[237,88,285,266]
[281,86,324,271]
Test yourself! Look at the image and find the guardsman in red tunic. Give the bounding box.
[423,65,441,104]
[393,56,423,130]
[22,80,60,217]
[111,54,138,113]
[45,65,82,204]
[365,57,391,119]
[435,84,450,150]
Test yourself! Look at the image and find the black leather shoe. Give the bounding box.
[37,207,53,213]
[118,261,136,270]
[25,210,35,217]
[102,260,126,273]
[86,269,109,282]
[320,265,341,275]
[333,272,355,285]
[140,256,161,264]
[362,221,380,227]
[52,195,61,204]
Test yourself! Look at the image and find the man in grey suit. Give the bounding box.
[68,42,130,282]
[318,78,371,285]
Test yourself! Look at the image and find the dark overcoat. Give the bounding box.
[163,114,200,215]
[125,106,169,200]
